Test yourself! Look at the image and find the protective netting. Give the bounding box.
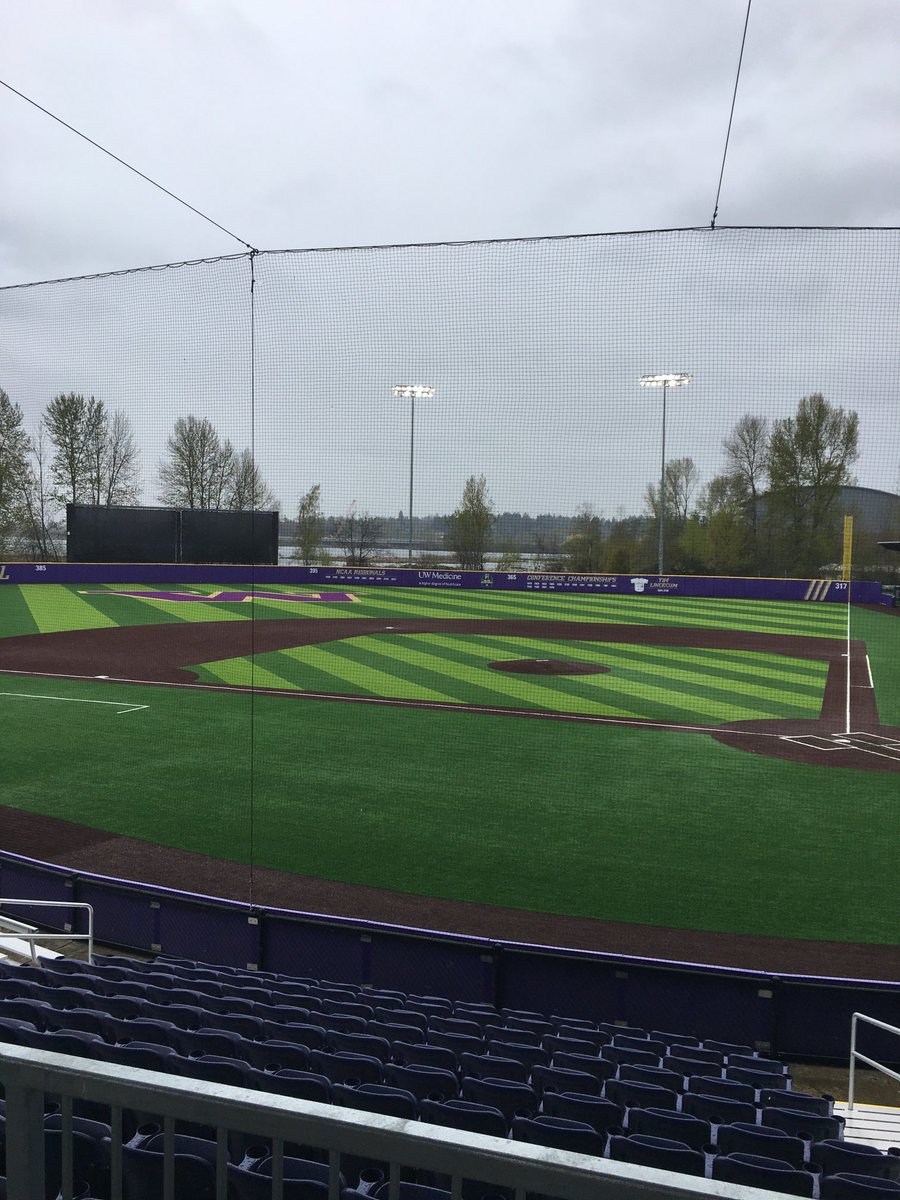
[1,228,898,961]
[2,228,897,563]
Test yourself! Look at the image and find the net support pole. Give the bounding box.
[844,515,853,734]
[408,395,415,564]
[658,381,667,576]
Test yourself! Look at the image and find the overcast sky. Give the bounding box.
[1,0,898,517]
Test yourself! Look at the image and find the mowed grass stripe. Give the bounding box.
[196,646,378,696]
[414,633,813,722]
[19,585,119,633]
[0,585,39,637]
[279,638,458,703]
[196,656,309,692]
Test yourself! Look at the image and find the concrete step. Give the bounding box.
[835,1100,900,1153]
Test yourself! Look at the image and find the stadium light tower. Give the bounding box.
[390,385,436,563]
[639,373,693,575]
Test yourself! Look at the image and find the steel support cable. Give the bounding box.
[711,0,753,229]
[0,77,257,251]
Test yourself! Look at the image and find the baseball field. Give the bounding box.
[0,581,897,958]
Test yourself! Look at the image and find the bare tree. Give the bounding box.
[228,448,276,511]
[333,502,382,565]
[0,388,31,554]
[43,392,97,504]
[158,415,234,509]
[295,483,324,564]
[22,428,58,560]
[665,457,699,525]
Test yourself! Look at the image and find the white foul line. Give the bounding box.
[0,690,147,716]
[866,654,874,688]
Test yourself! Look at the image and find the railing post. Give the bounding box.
[849,1011,858,1111]
[4,1079,47,1200]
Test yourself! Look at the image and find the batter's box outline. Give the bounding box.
[781,731,900,760]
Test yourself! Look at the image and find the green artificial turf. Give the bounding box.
[0,583,896,946]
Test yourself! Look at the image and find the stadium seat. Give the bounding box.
[726,1065,790,1090]
[529,1063,602,1099]
[427,1031,483,1057]
[663,1052,720,1078]
[418,1098,507,1139]
[608,1134,706,1177]
[391,1042,457,1073]
[670,1044,722,1066]
[681,1091,757,1125]
[812,1140,900,1182]
[711,1152,815,1196]
[266,1070,333,1104]
[603,1044,660,1069]
[383,1064,459,1102]
[541,1093,623,1136]
[704,1040,754,1056]
[597,1023,646,1040]
[262,1021,328,1050]
[327,1031,392,1063]
[626,1106,711,1151]
[618,1064,684,1094]
[651,1030,699,1049]
[762,1106,845,1141]
[122,1141,216,1200]
[428,1016,484,1038]
[821,1175,900,1199]
[727,1053,788,1074]
[686,1073,755,1103]
[511,1115,605,1157]
[613,1034,667,1058]
[604,1079,678,1112]
[308,1050,383,1086]
[332,1082,419,1120]
[761,1088,834,1116]
[256,1040,313,1073]
[541,1034,598,1058]
[460,1077,538,1122]
[715,1121,806,1168]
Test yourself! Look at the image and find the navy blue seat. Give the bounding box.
[671,1044,722,1065]
[308,1050,382,1086]
[716,1121,806,1168]
[254,1041,312,1073]
[626,1106,711,1151]
[613,1034,667,1058]
[608,1134,706,1177]
[460,1077,538,1122]
[332,1082,418,1119]
[418,1098,507,1138]
[687,1073,755,1103]
[45,1008,109,1037]
[370,1021,425,1045]
[262,1020,328,1050]
[541,1034,598,1058]
[530,1064,602,1099]
[200,1011,264,1040]
[761,1088,833,1116]
[762,1105,845,1141]
[383,1064,458,1102]
[99,1041,178,1072]
[0,1000,51,1028]
[728,1053,788,1074]
[44,1127,109,1199]
[542,1093,623,1135]
[391,1042,457,1073]
[321,999,373,1020]
[0,1018,37,1045]
[458,1053,527,1083]
[727,1065,789,1091]
[106,1017,178,1048]
[605,1079,678,1112]
[512,1115,605,1157]
[32,1029,105,1058]
[651,1030,699,1049]
[428,1031,482,1057]
[321,1013,367,1035]
[598,1023,646,1040]
[122,1141,216,1200]
[326,1031,391,1062]
[176,1027,242,1059]
[429,1016,483,1038]
[618,1064,684,1094]
[821,1175,900,1199]
[505,1016,555,1038]
[264,1070,332,1104]
[712,1152,815,1196]
[603,1044,660,1069]
[554,1028,610,1053]
[663,1053,720,1078]
[180,1054,252,1088]
[681,1091,756,1126]
[812,1140,900,1182]
[485,1040,548,1073]
[704,1040,753,1056]
[376,1008,427,1030]
[373,1184,448,1200]
[550,1052,616,1085]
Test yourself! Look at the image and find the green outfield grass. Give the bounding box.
[0,582,896,946]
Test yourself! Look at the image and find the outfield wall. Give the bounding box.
[1,848,899,1065]
[0,560,887,603]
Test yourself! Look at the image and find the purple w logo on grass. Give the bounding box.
[79,589,358,603]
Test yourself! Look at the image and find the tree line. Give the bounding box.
[0,394,277,559]
[0,388,885,577]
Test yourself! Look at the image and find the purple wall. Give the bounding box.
[0,560,887,603]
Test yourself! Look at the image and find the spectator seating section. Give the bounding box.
[1,953,898,1200]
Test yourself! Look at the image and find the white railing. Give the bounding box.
[0,1042,766,1200]
[0,898,94,963]
[848,1012,900,1110]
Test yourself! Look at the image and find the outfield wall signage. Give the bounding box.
[0,560,887,603]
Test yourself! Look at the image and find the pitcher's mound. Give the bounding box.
[489,658,609,676]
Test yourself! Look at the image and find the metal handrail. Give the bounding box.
[0,898,94,964]
[848,1011,900,1110]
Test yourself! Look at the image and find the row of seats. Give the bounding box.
[1,953,897,1200]
[1,1101,898,1200]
